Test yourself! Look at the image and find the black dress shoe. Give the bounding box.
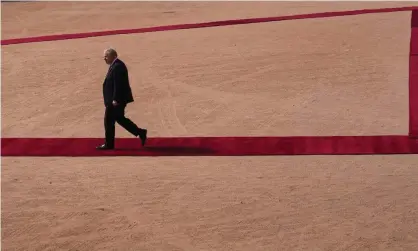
[139,129,147,146]
[96,144,114,150]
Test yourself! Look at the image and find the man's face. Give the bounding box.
[103,51,114,65]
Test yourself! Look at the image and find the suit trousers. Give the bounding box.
[104,104,141,147]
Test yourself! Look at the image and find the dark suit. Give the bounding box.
[103,58,134,106]
[102,58,144,148]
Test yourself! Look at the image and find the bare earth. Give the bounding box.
[2,1,418,251]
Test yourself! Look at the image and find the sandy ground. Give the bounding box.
[1,11,412,137]
[2,1,418,250]
[1,1,417,39]
[3,156,418,251]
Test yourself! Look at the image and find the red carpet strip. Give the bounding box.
[410,11,418,137]
[1,136,418,157]
[1,6,417,45]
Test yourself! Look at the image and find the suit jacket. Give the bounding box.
[103,58,134,107]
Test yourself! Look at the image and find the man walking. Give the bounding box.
[97,48,147,150]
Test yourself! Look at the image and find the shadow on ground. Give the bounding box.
[114,145,214,155]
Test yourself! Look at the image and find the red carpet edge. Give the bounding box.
[410,10,418,137]
[1,136,418,156]
[1,6,417,45]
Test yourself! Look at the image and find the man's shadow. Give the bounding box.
[114,145,214,155]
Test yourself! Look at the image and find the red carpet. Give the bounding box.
[1,6,417,45]
[1,136,418,156]
[410,11,418,137]
[2,9,418,156]
[412,8,418,27]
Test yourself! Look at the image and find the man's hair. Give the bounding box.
[105,48,118,57]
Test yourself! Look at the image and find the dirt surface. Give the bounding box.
[2,1,418,251]
[1,1,417,39]
[3,156,418,251]
[1,11,412,137]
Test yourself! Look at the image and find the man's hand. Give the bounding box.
[112,100,118,106]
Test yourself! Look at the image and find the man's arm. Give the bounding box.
[112,64,127,104]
